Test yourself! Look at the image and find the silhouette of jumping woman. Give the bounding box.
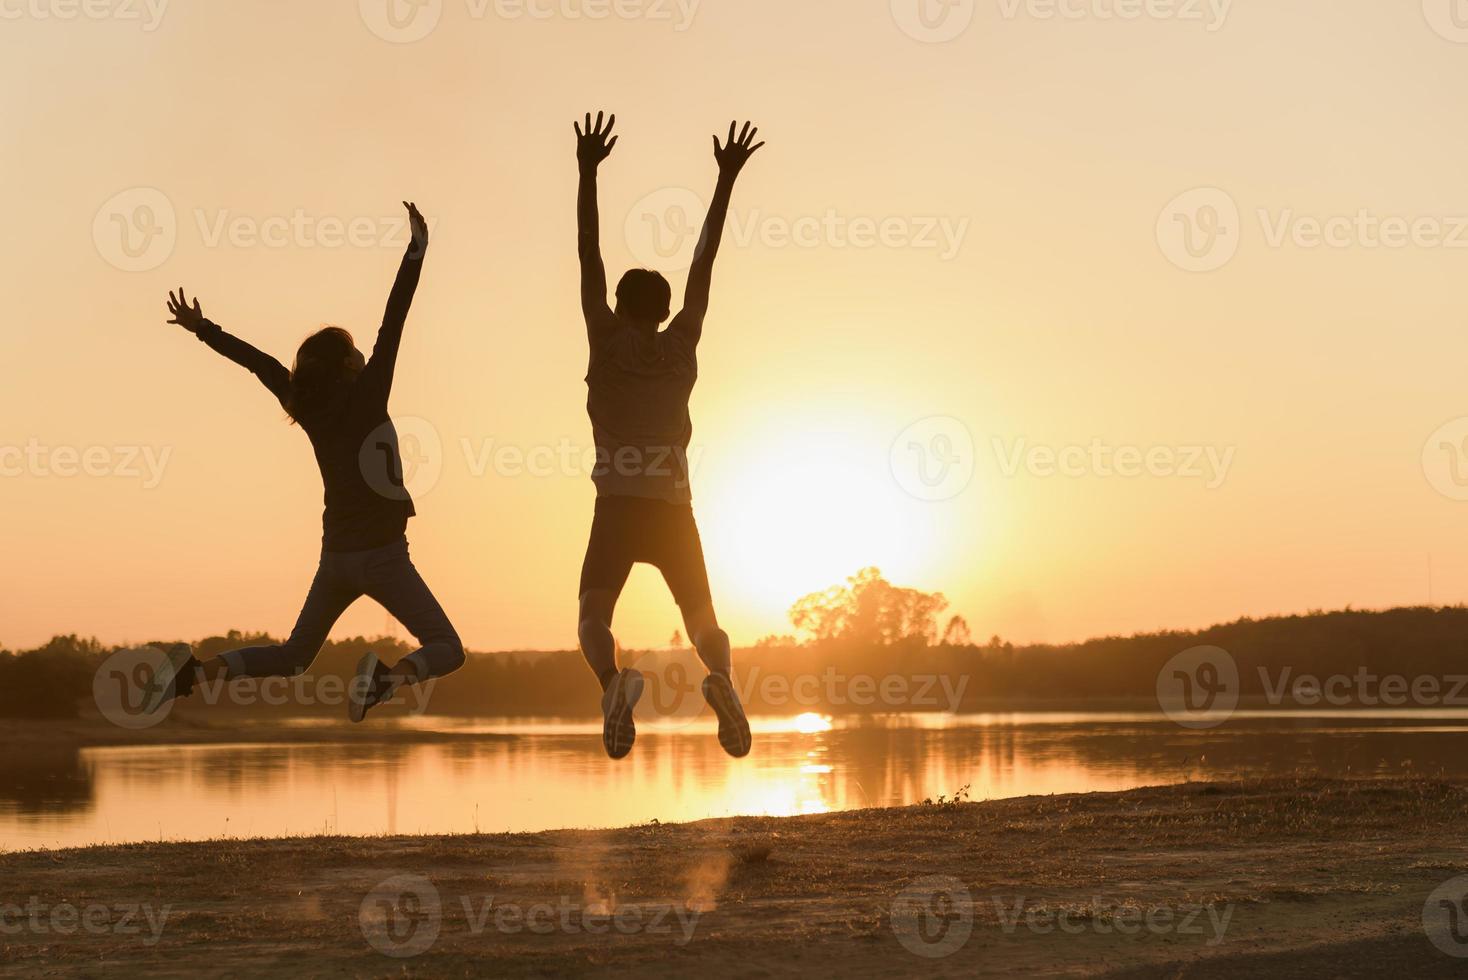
[145,202,464,722]
[574,112,764,760]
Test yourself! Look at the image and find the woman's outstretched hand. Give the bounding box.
[575,111,618,170]
[404,202,428,257]
[714,120,765,177]
[166,288,207,334]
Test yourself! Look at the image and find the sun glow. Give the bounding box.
[701,422,936,625]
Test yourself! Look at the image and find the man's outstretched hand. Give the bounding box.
[714,120,765,178]
[166,288,207,334]
[575,111,618,170]
[404,201,428,257]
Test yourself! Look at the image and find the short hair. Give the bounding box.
[615,269,672,323]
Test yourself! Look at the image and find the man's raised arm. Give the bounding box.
[575,111,619,336]
[672,120,764,344]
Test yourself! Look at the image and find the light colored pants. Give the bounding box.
[220,538,464,681]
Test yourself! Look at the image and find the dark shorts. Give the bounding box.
[579,495,713,612]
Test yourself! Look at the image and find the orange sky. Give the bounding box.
[3,0,1468,653]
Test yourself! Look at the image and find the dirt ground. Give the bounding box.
[2,778,1467,978]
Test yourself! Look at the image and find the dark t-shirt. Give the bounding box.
[196,251,422,552]
[302,388,416,552]
[585,324,697,505]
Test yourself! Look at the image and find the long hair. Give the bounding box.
[287,327,358,425]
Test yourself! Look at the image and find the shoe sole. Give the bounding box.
[703,675,752,758]
[349,652,380,724]
[603,670,644,760]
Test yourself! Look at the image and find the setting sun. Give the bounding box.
[701,418,939,627]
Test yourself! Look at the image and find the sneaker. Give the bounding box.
[349,652,395,723]
[702,673,752,759]
[601,668,645,760]
[143,644,200,715]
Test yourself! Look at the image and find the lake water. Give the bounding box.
[5,711,1468,850]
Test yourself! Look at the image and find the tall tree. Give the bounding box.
[790,568,949,647]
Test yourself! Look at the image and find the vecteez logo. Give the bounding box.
[1423,417,1468,501]
[92,647,174,730]
[1423,0,1468,43]
[891,0,977,43]
[359,875,443,958]
[0,0,170,30]
[1156,646,1239,728]
[359,0,443,43]
[360,0,702,42]
[996,0,1232,30]
[1425,875,1468,958]
[891,875,974,958]
[1159,188,1468,272]
[358,875,702,957]
[625,187,706,272]
[360,417,445,501]
[891,417,976,502]
[1157,188,1240,273]
[624,191,971,271]
[93,188,177,273]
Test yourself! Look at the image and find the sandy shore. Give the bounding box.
[2,778,1466,977]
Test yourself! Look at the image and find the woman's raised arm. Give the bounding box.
[167,288,290,405]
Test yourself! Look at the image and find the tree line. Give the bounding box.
[5,569,1467,719]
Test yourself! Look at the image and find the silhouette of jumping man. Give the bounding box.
[145,203,465,722]
[574,112,764,760]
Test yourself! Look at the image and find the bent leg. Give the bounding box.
[683,601,750,758]
[656,507,747,756]
[682,603,732,678]
[578,589,621,692]
[655,506,727,676]
[216,561,358,680]
[364,546,465,685]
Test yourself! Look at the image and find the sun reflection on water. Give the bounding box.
[793,712,834,734]
[9,712,1465,848]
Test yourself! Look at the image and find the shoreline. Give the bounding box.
[11,698,1467,752]
[0,716,518,751]
[3,777,1466,977]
